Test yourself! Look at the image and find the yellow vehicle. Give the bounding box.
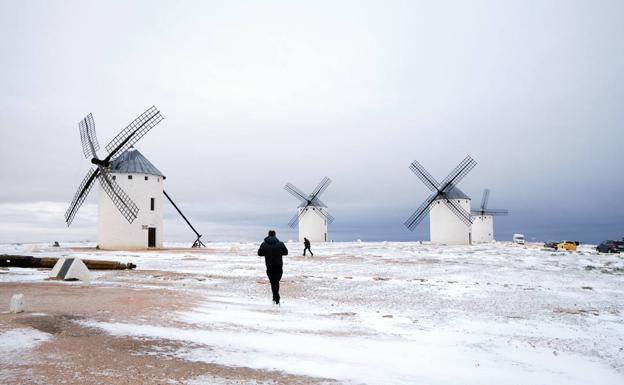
[557,241,578,251]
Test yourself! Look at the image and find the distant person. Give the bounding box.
[303,237,313,256]
[257,230,288,305]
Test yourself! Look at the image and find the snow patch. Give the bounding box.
[0,328,51,364]
[81,320,622,385]
[185,376,276,385]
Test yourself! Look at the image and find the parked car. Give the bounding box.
[596,240,624,253]
[513,234,525,245]
[544,240,559,249]
[557,240,578,251]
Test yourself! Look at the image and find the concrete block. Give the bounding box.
[10,293,24,313]
[50,258,91,283]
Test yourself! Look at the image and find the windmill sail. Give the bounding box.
[404,156,476,231]
[79,113,100,159]
[66,106,163,226]
[105,106,163,161]
[471,189,508,216]
[65,168,99,226]
[285,177,334,228]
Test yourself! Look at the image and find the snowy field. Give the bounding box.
[1,241,624,384]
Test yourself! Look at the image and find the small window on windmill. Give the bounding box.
[142,225,148,230]
[112,175,116,180]
[128,175,133,180]
[150,198,155,211]
[144,176,148,181]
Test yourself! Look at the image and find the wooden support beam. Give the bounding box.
[0,255,136,270]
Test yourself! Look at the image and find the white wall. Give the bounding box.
[298,207,328,242]
[471,215,494,243]
[429,198,471,245]
[98,172,164,250]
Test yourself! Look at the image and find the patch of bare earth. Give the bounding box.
[0,281,334,385]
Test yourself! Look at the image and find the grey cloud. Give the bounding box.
[0,1,622,244]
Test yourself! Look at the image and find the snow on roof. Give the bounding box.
[110,148,166,179]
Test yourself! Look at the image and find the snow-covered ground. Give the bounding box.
[1,241,624,384]
[0,327,52,383]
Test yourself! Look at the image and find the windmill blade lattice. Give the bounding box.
[311,206,335,224]
[284,183,310,204]
[409,160,439,192]
[471,207,509,216]
[443,199,473,226]
[310,177,332,200]
[471,188,509,216]
[312,197,328,208]
[65,167,100,226]
[284,176,334,228]
[480,188,490,210]
[486,209,509,216]
[404,156,476,231]
[79,113,100,159]
[288,209,306,228]
[97,171,139,224]
[105,106,163,161]
[66,106,162,226]
[404,193,436,231]
[438,156,476,193]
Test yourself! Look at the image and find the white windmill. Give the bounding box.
[471,189,508,243]
[284,177,334,242]
[65,106,206,250]
[404,156,476,245]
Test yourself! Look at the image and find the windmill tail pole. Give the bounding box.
[163,190,206,248]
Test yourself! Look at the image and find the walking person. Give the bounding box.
[303,237,313,256]
[257,230,288,305]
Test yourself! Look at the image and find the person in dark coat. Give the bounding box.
[303,237,313,256]
[257,230,288,305]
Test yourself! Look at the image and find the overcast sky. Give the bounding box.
[0,0,622,244]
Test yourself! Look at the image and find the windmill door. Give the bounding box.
[148,228,156,248]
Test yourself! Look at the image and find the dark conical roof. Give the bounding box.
[437,186,470,200]
[110,148,166,179]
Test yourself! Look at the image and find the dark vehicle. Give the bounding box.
[596,240,624,253]
[544,241,559,249]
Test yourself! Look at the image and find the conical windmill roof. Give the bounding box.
[110,148,166,179]
[437,186,470,200]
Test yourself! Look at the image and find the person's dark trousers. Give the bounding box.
[303,246,313,256]
[266,264,283,303]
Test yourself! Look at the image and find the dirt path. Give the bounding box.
[0,278,334,385]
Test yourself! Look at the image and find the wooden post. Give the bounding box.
[0,255,136,270]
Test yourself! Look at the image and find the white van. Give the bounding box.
[513,234,525,245]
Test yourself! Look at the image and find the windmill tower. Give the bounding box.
[471,189,508,243]
[404,156,476,245]
[284,177,334,242]
[65,106,207,250]
[98,148,166,249]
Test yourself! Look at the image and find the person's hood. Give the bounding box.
[264,236,280,245]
